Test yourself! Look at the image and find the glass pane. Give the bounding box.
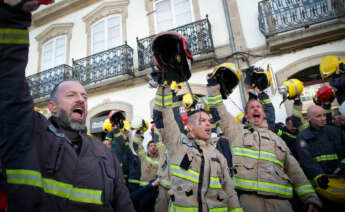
[156,0,173,32]
[42,40,53,71]
[54,37,66,66]
[92,20,105,53]
[108,16,121,49]
[174,0,192,26]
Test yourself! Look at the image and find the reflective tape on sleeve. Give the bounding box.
[6,169,103,205]
[170,164,199,183]
[161,179,171,187]
[232,147,284,168]
[298,122,309,132]
[207,94,223,105]
[277,129,283,136]
[232,176,293,197]
[313,154,338,162]
[209,176,222,189]
[260,99,272,105]
[341,159,345,164]
[128,179,140,184]
[170,202,198,212]
[155,94,173,107]
[295,184,315,196]
[133,136,142,144]
[283,131,296,139]
[145,155,159,165]
[0,28,29,44]
[209,206,228,212]
[292,109,302,117]
[229,208,243,212]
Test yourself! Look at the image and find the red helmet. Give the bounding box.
[151,123,155,134]
[108,110,126,126]
[181,113,188,125]
[316,85,335,102]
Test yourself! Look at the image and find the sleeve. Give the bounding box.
[111,149,136,211]
[153,86,181,151]
[292,99,309,131]
[207,83,241,143]
[258,92,275,132]
[105,132,113,142]
[331,75,345,105]
[280,136,322,208]
[336,128,345,173]
[134,134,145,160]
[322,104,333,126]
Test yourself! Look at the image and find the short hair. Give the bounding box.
[244,99,262,114]
[187,110,208,125]
[50,80,81,102]
[147,140,155,149]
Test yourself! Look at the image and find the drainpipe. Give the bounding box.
[222,0,247,109]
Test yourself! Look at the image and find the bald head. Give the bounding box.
[307,105,326,128]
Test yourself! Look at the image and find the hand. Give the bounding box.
[151,178,160,187]
[23,1,40,12]
[307,204,318,212]
[317,175,329,189]
[254,87,262,94]
[103,140,112,149]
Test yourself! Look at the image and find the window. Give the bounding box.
[41,36,66,71]
[154,0,193,32]
[91,16,122,54]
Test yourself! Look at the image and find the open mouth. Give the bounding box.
[71,107,84,120]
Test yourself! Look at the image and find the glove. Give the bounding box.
[317,175,329,189]
[147,72,163,88]
[248,89,258,100]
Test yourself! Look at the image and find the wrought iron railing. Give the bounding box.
[137,15,215,71]
[27,64,73,99]
[258,0,345,37]
[73,43,134,85]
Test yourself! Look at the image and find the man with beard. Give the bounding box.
[296,105,345,210]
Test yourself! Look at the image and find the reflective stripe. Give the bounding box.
[128,179,140,184]
[6,169,103,205]
[114,132,121,138]
[209,207,228,212]
[292,109,302,117]
[138,150,145,156]
[207,94,223,105]
[155,94,173,107]
[324,109,332,114]
[170,202,198,212]
[341,159,345,164]
[170,164,199,183]
[140,181,149,186]
[283,131,296,139]
[210,176,222,189]
[157,141,164,148]
[260,99,271,104]
[295,184,315,196]
[211,123,217,129]
[172,102,180,108]
[314,154,338,162]
[145,155,159,165]
[232,176,293,197]
[298,122,309,132]
[277,129,283,136]
[133,136,142,144]
[232,147,284,168]
[161,179,171,187]
[230,208,243,212]
[0,28,29,44]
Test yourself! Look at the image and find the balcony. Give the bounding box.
[73,43,134,86]
[27,64,73,99]
[137,16,215,71]
[258,0,345,51]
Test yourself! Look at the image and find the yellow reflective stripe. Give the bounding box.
[277,129,283,136]
[341,159,345,163]
[232,176,293,197]
[128,179,140,184]
[207,94,223,105]
[324,109,332,114]
[295,184,315,196]
[138,150,145,156]
[145,155,159,165]
[133,136,142,144]
[260,99,271,104]
[314,154,338,162]
[298,122,309,131]
[230,208,243,212]
[170,164,199,183]
[155,94,173,106]
[292,109,302,117]
[140,181,149,186]
[6,169,103,205]
[161,179,171,187]
[156,141,164,148]
[211,123,217,129]
[209,207,228,212]
[0,28,29,44]
[232,147,284,168]
[170,202,198,212]
[283,131,296,139]
[172,102,180,108]
[210,176,222,189]
[114,132,121,138]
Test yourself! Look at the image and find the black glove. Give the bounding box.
[147,71,163,88]
[317,175,329,189]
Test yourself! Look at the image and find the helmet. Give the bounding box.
[121,120,131,134]
[131,117,149,133]
[251,67,272,90]
[210,63,242,99]
[279,79,304,99]
[320,56,339,79]
[316,85,335,102]
[315,174,345,203]
[102,118,112,133]
[182,94,209,114]
[340,59,345,73]
[108,110,126,128]
[235,112,245,123]
[151,32,193,83]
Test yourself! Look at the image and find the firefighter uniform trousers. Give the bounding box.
[207,84,322,212]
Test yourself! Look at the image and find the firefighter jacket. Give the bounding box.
[331,74,345,105]
[153,86,242,212]
[296,125,345,180]
[208,84,322,208]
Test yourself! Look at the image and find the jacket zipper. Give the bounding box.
[197,148,205,212]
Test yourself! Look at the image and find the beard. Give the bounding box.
[56,107,86,131]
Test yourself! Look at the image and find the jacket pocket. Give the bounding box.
[98,160,115,208]
[44,138,64,174]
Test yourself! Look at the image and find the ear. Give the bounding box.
[48,101,57,115]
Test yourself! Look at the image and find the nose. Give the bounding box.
[75,93,86,104]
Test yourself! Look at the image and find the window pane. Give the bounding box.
[54,37,66,66]
[156,0,173,32]
[42,40,53,71]
[92,20,105,53]
[174,0,192,26]
[108,16,121,49]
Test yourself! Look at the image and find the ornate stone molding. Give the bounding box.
[82,0,130,56]
[35,23,74,73]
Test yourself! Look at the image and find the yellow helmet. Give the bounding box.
[320,56,345,79]
[131,118,149,133]
[315,175,345,203]
[102,118,112,133]
[182,94,209,114]
[279,79,304,99]
[210,63,242,99]
[251,67,272,90]
[121,120,131,134]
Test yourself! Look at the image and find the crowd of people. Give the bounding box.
[1,1,345,212]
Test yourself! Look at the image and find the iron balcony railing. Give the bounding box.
[137,15,215,71]
[258,0,345,37]
[73,42,134,86]
[27,64,73,99]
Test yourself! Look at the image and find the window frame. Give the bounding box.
[41,35,67,71]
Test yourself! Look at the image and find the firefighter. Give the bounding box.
[296,105,345,210]
[313,85,336,125]
[207,70,322,212]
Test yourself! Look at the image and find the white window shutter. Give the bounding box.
[42,40,53,71]
[174,0,192,27]
[54,36,66,67]
[108,16,121,49]
[156,0,173,32]
[92,20,105,54]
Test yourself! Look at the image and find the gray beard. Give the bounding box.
[56,107,86,131]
